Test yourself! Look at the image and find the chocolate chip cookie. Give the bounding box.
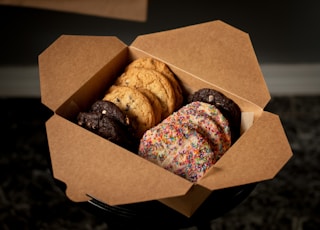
[126,57,183,109]
[138,88,163,124]
[115,67,176,119]
[103,85,156,138]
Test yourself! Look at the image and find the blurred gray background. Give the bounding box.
[1,0,320,96]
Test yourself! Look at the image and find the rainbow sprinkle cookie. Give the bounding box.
[138,101,231,182]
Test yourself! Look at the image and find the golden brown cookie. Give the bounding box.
[115,68,176,119]
[103,85,155,138]
[137,88,162,125]
[126,57,183,110]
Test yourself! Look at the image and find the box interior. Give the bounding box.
[55,47,263,132]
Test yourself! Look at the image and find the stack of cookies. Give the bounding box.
[77,57,183,151]
[77,57,242,182]
[77,100,138,152]
[103,57,183,138]
[138,89,241,182]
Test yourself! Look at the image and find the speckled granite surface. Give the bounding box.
[1,96,319,230]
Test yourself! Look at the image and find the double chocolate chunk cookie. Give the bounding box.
[90,100,129,126]
[77,100,138,152]
[188,88,241,143]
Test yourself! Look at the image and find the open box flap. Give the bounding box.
[131,20,270,108]
[39,35,127,112]
[159,184,212,217]
[197,111,293,190]
[46,114,193,205]
[0,0,148,22]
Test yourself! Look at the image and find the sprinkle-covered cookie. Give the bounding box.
[138,101,232,182]
[162,101,231,156]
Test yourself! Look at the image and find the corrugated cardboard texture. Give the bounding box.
[0,0,148,22]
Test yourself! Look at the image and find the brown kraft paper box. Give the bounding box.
[0,0,148,22]
[39,20,293,217]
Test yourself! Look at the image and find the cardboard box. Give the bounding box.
[0,0,148,22]
[39,20,292,217]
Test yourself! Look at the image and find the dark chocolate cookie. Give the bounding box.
[98,116,139,152]
[90,100,129,127]
[77,100,138,152]
[77,112,100,130]
[188,88,241,143]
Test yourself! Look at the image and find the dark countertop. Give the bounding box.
[1,96,319,229]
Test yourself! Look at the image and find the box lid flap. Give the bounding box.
[39,35,127,112]
[46,114,193,205]
[0,0,148,22]
[197,111,293,189]
[131,20,270,108]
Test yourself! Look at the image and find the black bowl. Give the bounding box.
[78,182,256,230]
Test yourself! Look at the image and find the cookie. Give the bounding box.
[77,111,138,152]
[188,88,241,143]
[138,101,231,182]
[162,101,231,155]
[103,85,156,138]
[90,100,129,127]
[77,112,100,130]
[126,57,183,109]
[115,67,176,119]
[98,116,139,152]
[138,88,163,124]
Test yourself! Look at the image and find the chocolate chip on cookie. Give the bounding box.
[188,88,241,143]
